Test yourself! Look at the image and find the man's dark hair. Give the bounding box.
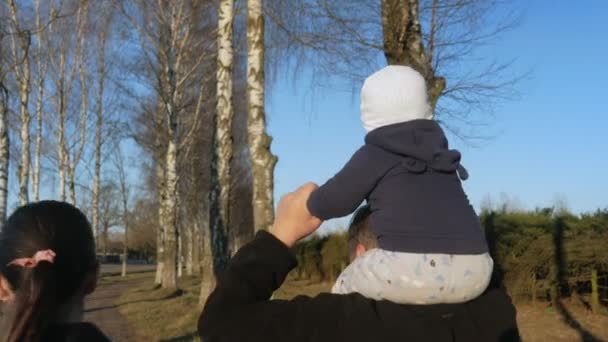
[347,205,378,258]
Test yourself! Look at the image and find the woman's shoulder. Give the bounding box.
[45,322,110,342]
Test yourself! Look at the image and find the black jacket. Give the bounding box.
[199,231,520,342]
[44,322,110,342]
[308,120,488,255]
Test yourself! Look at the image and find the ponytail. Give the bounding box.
[4,262,59,342]
[0,201,97,342]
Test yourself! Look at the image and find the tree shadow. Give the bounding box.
[86,290,185,313]
[552,217,603,342]
[228,67,254,254]
[160,332,199,342]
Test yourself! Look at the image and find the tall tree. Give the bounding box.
[114,145,130,277]
[247,0,277,232]
[92,8,111,247]
[32,0,50,202]
[0,66,8,223]
[65,0,89,205]
[203,0,236,301]
[121,0,214,290]
[381,0,444,109]
[213,0,235,250]
[266,0,520,135]
[48,3,71,201]
[7,0,32,205]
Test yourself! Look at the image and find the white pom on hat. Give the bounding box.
[361,65,433,132]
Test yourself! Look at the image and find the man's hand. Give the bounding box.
[271,182,323,248]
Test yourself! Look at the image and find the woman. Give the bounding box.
[0,201,109,342]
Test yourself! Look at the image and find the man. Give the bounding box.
[199,183,520,341]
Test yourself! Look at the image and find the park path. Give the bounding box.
[84,276,141,342]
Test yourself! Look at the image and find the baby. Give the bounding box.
[307,65,493,304]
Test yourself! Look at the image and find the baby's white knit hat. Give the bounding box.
[361,65,433,132]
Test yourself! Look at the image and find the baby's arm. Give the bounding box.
[307,146,390,220]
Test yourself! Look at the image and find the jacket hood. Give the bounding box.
[365,119,468,179]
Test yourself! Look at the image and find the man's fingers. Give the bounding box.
[297,182,318,195]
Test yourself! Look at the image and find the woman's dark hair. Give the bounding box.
[0,201,97,342]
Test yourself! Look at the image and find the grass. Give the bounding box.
[103,272,608,342]
[110,272,202,341]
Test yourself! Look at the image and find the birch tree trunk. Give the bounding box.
[67,1,89,206]
[199,211,216,305]
[186,222,194,276]
[155,151,166,285]
[68,163,76,205]
[116,146,129,278]
[201,0,235,304]
[8,0,32,205]
[212,0,234,260]
[247,0,277,233]
[92,15,109,246]
[192,221,201,274]
[381,0,445,110]
[55,31,68,202]
[32,0,47,202]
[0,85,9,223]
[177,225,183,278]
[161,138,179,289]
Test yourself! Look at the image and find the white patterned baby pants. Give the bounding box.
[332,248,494,304]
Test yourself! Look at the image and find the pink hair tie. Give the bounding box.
[7,250,56,268]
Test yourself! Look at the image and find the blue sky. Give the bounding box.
[267,1,608,230]
[8,1,605,232]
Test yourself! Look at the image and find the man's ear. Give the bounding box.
[83,262,99,295]
[0,274,14,302]
[355,243,367,258]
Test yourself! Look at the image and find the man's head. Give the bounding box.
[347,205,378,261]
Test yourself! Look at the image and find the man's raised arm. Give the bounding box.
[198,183,342,341]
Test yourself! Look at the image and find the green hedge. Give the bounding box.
[293,208,608,304]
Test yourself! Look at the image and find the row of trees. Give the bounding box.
[294,207,608,314]
[0,0,133,275]
[1,0,520,305]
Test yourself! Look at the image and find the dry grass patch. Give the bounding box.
[106,271,608,342]
[114,273,201,342]
[516,301,608,342]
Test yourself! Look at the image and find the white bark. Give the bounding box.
[8,0,32,205]
[117,148,129,278]
[161,138,178,289]
[0,85,9,223]
[32,0,47,202]
[202,0,235,304]
[55,28,68,202]
[177,225,183,278]
[214,0,234,248]
[155,143,165,285]
[92,14,109,246]
[67,1,89,206]
[186,222,195,276]
[247,0,277,232]
[199,216,216,306]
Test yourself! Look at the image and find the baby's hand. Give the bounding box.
[271,182,323,247]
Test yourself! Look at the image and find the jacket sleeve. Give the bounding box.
[198,231,360,342]
[307,145,395,220]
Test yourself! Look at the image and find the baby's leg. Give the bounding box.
[332,249,493,304]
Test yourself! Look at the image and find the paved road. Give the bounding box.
[85,277,142,341]
[100,264,156,275]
